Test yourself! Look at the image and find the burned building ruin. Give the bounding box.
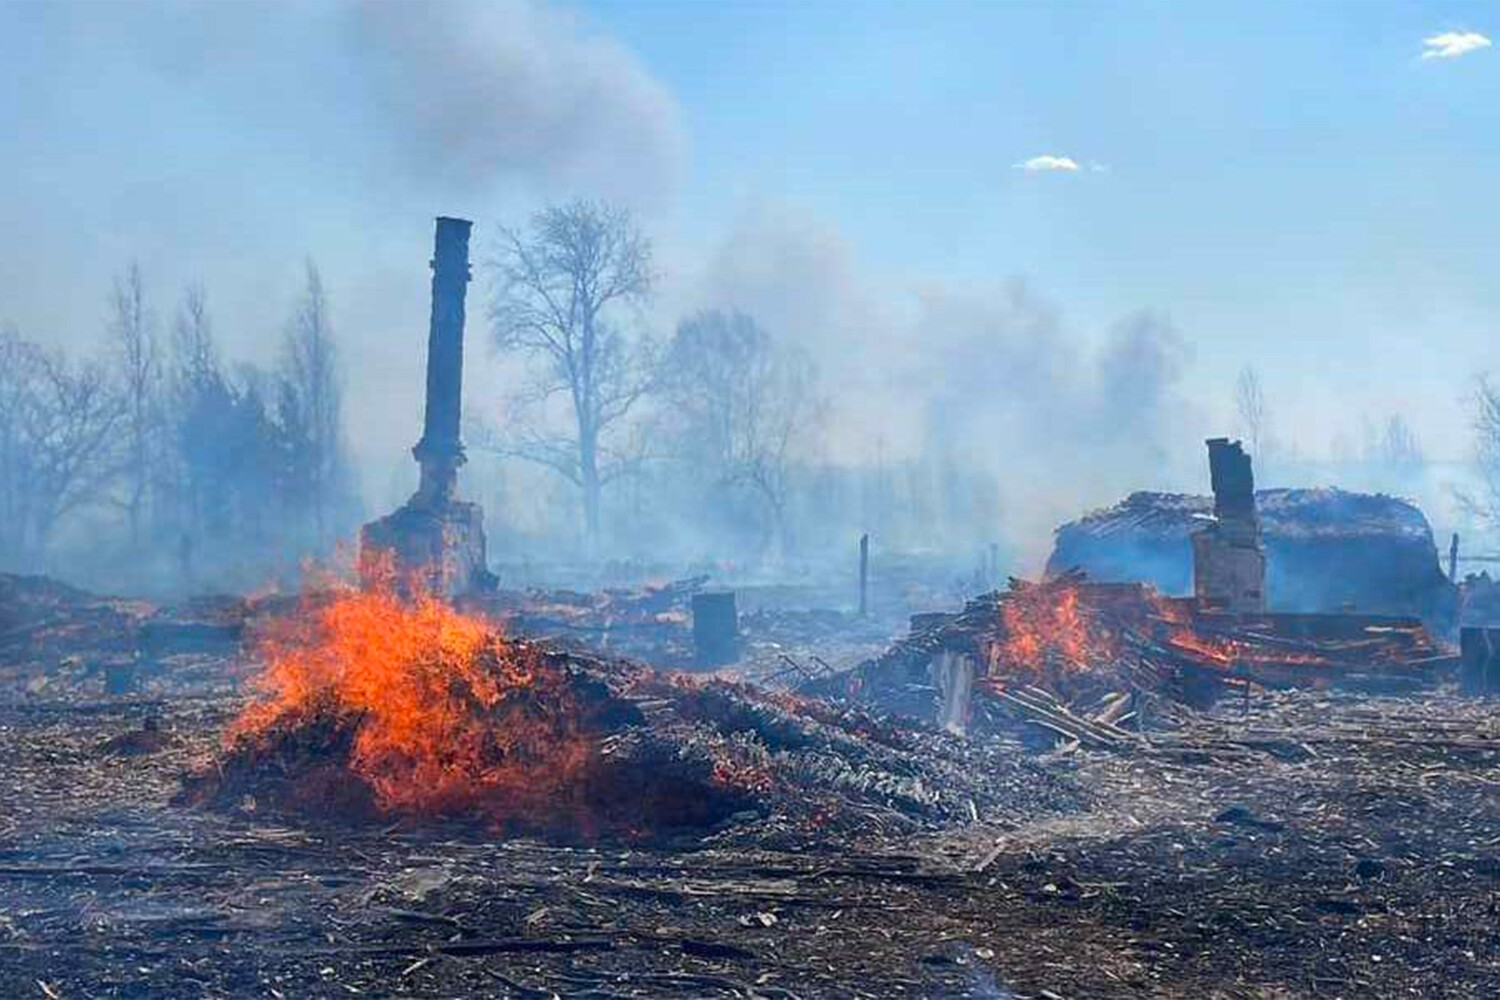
[360,217,492,596]
[1048,462,1457,628]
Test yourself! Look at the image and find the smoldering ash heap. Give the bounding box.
[1191,437,1266,613]
[360,217,492,597]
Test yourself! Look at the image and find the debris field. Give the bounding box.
[3,572,1500,998]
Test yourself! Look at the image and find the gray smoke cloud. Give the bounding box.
[1093,308,1193,462]
[348,0,685,206]
[685,204,1202,564]
[0,1,1224,579]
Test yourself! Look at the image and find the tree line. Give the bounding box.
[0,201,982,590]
[0,261,355,588]
[479,199,827,561]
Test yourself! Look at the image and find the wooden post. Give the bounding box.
[858,533,870,617]
[933,652,973,735]
[692,592,739,668]
[1461,626,1500,695]
[105,660,138,696]
[1450,532,1460,582]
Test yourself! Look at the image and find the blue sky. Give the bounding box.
[584,0,1499,444]
[0,0,1495,525]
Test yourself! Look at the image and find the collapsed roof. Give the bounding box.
[1047,488,1455,624]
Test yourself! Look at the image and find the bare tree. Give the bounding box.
[161,283,213,533]
[1461,376,1500,528]
[1376,414,1425,478]
[487,200,655,547]
[277,260,349,547]
[170,283,223,541]
[662,309,824,559]
[0,327,124,565]
[173,282,215,384]
[109,262,162,548]
[1234,365,1270,461]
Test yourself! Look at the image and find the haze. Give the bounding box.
[2,0,1496,588]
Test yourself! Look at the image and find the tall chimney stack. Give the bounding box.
[359,217,491,597]
[412,216,472,505]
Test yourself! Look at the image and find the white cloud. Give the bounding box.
[1421,30,1492,60]
[1014,155,1080,173]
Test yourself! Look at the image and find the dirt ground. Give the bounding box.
[3,686,1498,1000]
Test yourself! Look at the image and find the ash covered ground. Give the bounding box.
[5,691,1500,998]
[3,574,1500,999]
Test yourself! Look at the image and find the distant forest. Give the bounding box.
[4,201,1492,596]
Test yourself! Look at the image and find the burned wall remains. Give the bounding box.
[1048,488,1456,627]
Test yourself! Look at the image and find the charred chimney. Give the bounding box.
[1191,437,1266,613]
[359,217,492,597]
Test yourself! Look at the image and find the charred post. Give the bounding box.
[859,533,870,617]
[1460,626,1500,695]
[692,591,739,667]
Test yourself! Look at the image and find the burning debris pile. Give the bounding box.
[815,570,1455,741]
[183,565,1080,842]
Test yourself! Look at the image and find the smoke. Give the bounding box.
[0,1,1234,583]
[0,0,688,528]
[685,204,1201,564]
[675,200,1200,569]
[348,0,684,206]
[1094,308,1193,460]
[695,205,882,355]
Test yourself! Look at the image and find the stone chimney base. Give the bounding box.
[360,499,492,599]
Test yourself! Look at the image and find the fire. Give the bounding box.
[987,583,1115,684]
[1146,593,1331,675]
[1162,628,1237,665]
[227,554,593,822]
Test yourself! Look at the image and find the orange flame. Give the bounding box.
[1146,593,1330,674]
[988,584,1115,684]
[227,554,592,821]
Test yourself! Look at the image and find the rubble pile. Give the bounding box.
[814,570,1456,743]
[0,574,149,683]
[464,576,706,665]
[0,573,268,700]
[468,577,896,673]
[184,576,1080,843]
